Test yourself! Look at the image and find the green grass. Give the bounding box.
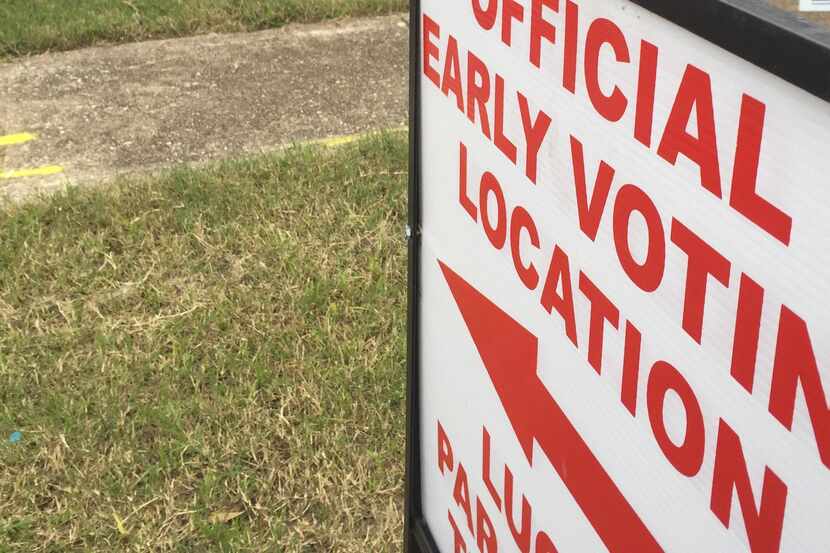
[0,133,408,552]
[0,0,408,59]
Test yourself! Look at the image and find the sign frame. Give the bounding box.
[403,1,830,552]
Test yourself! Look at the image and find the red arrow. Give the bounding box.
[439,260,663,553]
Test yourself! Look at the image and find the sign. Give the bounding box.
[404,2,830,553]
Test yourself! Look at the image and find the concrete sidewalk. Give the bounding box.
[0,14,409,200]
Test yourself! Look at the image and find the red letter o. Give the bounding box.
[472,0,498,30]
[647,360,705,477]
[480,172,507,250]
[613,184,666,292]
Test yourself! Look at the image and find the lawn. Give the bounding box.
[0,133,408,551]
[0,0,409,59]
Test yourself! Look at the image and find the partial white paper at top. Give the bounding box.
[800,0,830,11]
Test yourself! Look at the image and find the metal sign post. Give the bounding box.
[406,2,830,552]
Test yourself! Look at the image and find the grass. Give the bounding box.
[0,133,408,552]
[0,0,408,59]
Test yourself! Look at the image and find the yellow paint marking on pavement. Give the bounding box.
[0,165,64,179]
[0,133,37,147]
[0,132,64,181]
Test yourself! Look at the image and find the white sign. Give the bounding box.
[800,0,830,12]
[416,1,830,553]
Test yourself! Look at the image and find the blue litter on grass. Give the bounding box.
[9,431,22,444]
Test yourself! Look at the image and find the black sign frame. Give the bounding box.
[404,2,830,552]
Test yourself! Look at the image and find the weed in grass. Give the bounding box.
[0,133,408,551]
